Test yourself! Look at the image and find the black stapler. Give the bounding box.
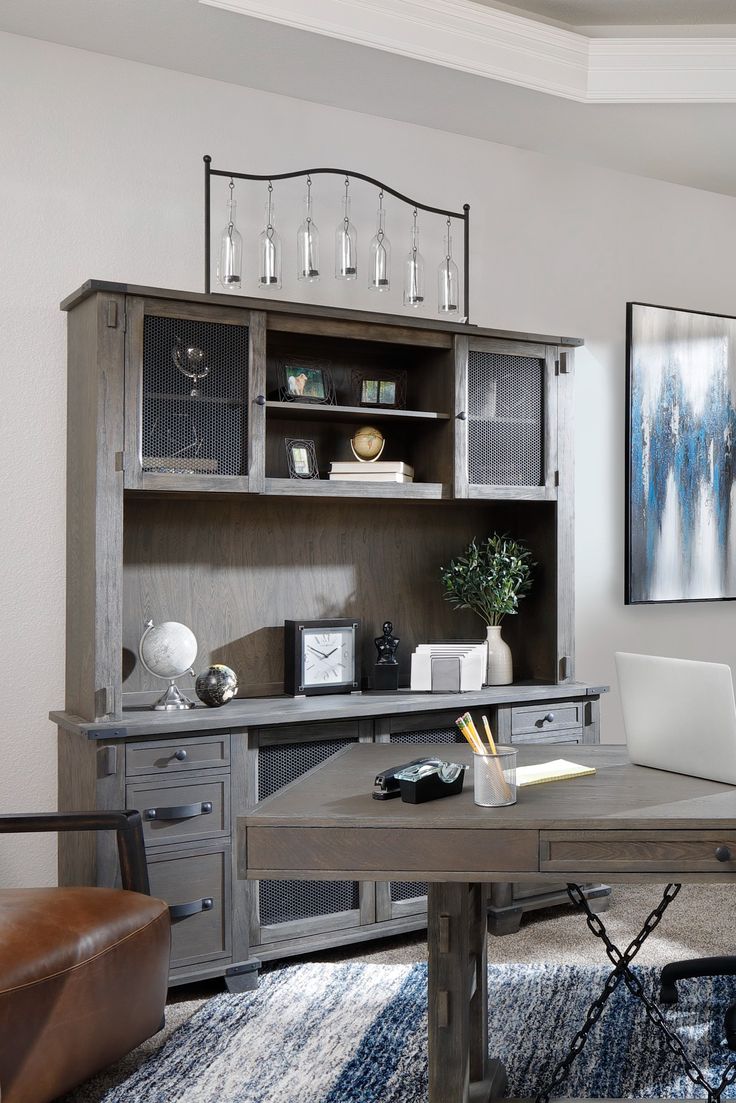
[373,758,432,800]
[373,757,467,803]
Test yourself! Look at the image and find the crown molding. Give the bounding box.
[199,0,736,103]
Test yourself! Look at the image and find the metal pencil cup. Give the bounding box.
[473,747,517,807]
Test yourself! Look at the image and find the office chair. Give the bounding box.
[661,953,736,1048]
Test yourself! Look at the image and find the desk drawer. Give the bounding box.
[512,703,583,737]
[540,830,736,873]
[147,842,231,968]
[126,733,230,776]
[127,772,229,846]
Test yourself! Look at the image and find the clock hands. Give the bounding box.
[308,645,340,661]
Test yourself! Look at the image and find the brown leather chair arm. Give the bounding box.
[0,811,150,894]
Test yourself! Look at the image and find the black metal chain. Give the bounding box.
[535,883,736,1103]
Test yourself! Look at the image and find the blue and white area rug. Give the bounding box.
[103,963,736,1101]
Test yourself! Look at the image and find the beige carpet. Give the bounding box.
[61,884,731,1102]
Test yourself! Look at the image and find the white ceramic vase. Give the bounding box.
[485,624,512,685]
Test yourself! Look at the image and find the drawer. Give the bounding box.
[540,830,736,873]
[511,727,582,746]
[126,771,230,846]
[147,842,231,968]
[126,733,230,776]
[511,702,583,737]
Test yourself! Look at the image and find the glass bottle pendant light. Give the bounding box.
[438,218,459,314]
[258,181,282,289]
[403,208,425,308]
[335,176,358,280]
[297,176,320,282]
[216,178,243,291]
[369,190,391,292]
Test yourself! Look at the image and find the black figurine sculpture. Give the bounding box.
[374,621,400,690]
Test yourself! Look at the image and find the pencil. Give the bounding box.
[455,715,484,754]
[481,715,497,755]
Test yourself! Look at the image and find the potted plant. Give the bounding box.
[440,534,534,685]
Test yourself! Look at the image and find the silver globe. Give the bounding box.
[139,620,198,710]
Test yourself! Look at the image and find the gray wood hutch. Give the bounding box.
[52,280,607,990]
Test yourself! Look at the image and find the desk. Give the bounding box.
[240,744,736,1102]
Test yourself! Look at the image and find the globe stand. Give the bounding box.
[154,681,195,711]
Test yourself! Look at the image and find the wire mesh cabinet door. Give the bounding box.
[248,723,373,955]
[454,336,558,501]
[123,297,266,493]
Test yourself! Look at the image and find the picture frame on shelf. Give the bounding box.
[279,358,336,404]
[285,437,320,480]
[352,368,407,410]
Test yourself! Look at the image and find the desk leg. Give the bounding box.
[428,883,508,1103]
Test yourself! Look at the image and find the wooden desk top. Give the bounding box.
[241,745,736,884]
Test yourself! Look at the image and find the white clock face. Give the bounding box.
[301,628,355,688]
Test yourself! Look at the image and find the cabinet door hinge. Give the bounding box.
[97,745,117,778]
[554,470,560,487]
[558,351,572,374]
[105,300,118,328]
[115,451,126,472]
[559,655,572,680]
[122,309,127,333]
[95,685,115,718]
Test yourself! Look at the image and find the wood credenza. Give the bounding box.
[53,684,607,990]
[54,280,604,989]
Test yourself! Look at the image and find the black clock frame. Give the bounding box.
[284,618,361,696]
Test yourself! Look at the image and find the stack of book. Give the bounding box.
[329,461,414,484]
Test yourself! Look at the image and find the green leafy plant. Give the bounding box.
[440,534,535,626]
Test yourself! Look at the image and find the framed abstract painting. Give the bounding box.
[626,302,736,604]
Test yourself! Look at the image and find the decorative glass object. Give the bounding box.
[297,176,319,281]
[216,178,243,291]
[403,208,424,308]
[258,182,282,289]
[335,176,358,280]
[369,191,390,292]
[438,218,459,314]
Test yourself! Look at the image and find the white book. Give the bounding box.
[329,472,413,483]
[329,460,414,476]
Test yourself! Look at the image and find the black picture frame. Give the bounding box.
[284,618,361,696]
[352,368,407,409]
[279,358,336,404]
[626,300,736,605]
[285,437,319,480]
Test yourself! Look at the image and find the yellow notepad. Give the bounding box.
[515,760,596,787]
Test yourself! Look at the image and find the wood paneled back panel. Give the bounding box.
[123,496,556,696]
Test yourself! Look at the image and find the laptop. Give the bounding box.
[615,651,736,785]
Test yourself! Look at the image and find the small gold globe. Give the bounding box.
[351,425,385,461]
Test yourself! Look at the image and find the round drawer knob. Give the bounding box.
[203,898,214,910]
[174,749,188,761]
[254,394,266,406]
[544,712,555,723]
[456,411,467,421]
[716,846,732,862]
[202,802,213,814]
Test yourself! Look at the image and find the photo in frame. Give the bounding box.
[285,437,320,480]
[352,368,407,410]
[626,301,736,604]
[279,359,335,405]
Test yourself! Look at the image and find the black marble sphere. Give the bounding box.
[195,664,238,707]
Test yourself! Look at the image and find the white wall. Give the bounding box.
[2,30,736,885]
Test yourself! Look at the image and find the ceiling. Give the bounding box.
[3,0,736,198]
[479,0,736,31]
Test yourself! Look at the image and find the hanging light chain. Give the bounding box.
[445,216,452,262]
[306,175,312,227]
[227,178,235,238]
[377,190,385,244]
[412,208,419,259]
[266,180,275,240]
[343,176,350,230]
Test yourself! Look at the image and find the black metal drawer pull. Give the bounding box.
[169,897,214,920]
[144,801,213,821]
[544,712,555,723]
[715,846,732,862]
[173,749,188,762]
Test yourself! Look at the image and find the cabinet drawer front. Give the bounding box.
[126,733,230,776]
[511,727,582,746]
[511,702,582,736]
[127,773,229,845]
[540,830,736,873]
[147,843,231,968]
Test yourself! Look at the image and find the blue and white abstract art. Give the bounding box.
[627,302,736,603]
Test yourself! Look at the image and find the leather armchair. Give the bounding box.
[0,811,171,1103]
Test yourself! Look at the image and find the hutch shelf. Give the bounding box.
[54,280,606,990]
